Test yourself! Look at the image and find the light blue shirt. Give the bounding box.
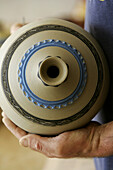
[85,0,113,123]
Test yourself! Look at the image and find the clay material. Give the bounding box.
[0,18,109,135]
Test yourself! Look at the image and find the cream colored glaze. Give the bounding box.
[0,18,109,135]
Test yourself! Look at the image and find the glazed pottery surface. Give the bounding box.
[0,18,109,135]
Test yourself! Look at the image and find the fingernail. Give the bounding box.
[20,139,28,147]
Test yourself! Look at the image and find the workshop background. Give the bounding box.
[0,0,95,170]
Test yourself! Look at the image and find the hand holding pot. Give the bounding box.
[3,112,113,158]
[1,21,111,157]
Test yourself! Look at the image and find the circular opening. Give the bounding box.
[47,66,59,78]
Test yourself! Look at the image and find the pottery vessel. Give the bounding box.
[0,19,109,135]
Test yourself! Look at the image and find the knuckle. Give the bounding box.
[27,135,37,150]
[35,141,43,151]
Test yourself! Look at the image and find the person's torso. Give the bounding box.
[85,0,113,123]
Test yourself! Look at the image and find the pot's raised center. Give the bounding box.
[38,56,68,87]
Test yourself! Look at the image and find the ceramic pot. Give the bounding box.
[0,19,109,135]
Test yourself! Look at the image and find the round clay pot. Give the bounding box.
[0,18,109,135]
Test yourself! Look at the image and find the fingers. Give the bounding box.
[2,112,27,139]
[2,113,63,158]
[10,23,24,34]
[18,122,99,158]
[19,133,67,158]
[1,112,7,118]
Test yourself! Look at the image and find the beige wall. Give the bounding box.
[0,0,77,27]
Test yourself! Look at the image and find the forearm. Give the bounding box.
[84,121,113,157]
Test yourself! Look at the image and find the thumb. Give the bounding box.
[19,134,59,157]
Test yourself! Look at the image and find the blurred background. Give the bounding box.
[0,0,95,170]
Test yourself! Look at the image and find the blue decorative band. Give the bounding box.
[18,39,87,109]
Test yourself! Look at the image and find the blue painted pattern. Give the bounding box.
[18,39,87,109]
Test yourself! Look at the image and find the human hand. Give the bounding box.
[2,112,113,158]
[10,23,24,34]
